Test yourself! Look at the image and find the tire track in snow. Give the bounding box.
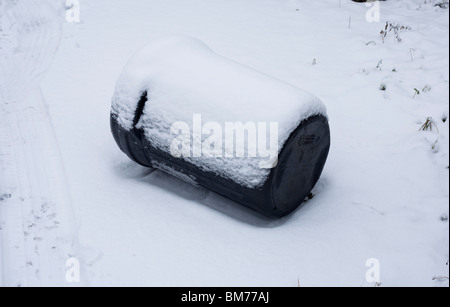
[1,90,78,286]
[0,0,81,286]
[0,0,62,105]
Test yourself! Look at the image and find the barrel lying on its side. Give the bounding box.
[111,36,331,218]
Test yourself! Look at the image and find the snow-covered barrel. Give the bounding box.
[111,36,330,218]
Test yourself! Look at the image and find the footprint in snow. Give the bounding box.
[0,193,12,201]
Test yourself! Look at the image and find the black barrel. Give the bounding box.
[111,36,331,218]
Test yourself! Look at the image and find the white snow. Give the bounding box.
[112,36,327,188]
[1,0,449,287]
[0,0,78,287]
[0,0,63,104]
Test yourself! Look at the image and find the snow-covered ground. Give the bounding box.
[1,0,448,287]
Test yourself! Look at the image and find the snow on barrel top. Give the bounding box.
[111,36,328,189]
